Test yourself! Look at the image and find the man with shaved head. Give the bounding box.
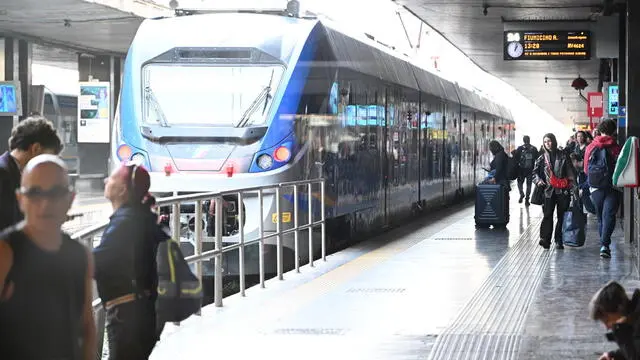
[0,154,96,360]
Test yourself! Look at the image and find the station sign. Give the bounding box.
[503,31,591,60]
[587,92,604,118]
[608,84,619,115]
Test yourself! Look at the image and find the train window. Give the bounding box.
[43,94,55,117]
[142,64,285,127]
[58,96,78,109]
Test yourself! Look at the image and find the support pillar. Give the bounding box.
[0,37,30,154]
[17,39,31,120]
[77,54,121,177]
[625,1,640,273]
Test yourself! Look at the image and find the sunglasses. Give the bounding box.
[19,185,73,200]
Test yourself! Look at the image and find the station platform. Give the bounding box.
[149,191,636,360]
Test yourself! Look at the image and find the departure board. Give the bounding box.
[503,31,591,60]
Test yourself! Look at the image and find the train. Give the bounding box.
[40,88,80,174]
[110,10,515,281]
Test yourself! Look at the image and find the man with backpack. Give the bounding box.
[514,135,539,206]
[94,164,202,359]
[584,120,622,258]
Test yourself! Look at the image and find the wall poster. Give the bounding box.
[78,82,110,143]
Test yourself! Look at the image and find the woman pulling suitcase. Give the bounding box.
[475,140,511,229]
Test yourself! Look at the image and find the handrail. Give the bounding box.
[78,178,326,359]
[71,178,324,241]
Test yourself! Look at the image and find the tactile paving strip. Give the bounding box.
[428,217,551,360]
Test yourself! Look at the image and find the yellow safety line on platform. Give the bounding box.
[246,212,475,328]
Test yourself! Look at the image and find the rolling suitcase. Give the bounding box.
[475,184,509,229]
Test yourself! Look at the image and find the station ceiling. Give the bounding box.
[395,0,607,126]
[0,0,167,60]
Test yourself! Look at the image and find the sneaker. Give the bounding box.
[519,195,524,203]
[556,243,564,250]
[525,199,530,206]
[600,246,611,258]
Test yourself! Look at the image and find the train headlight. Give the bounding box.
[273,146,291,162]
[130,153,145,166]
[257,154,273,170]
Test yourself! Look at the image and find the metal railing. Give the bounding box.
[71,178,326,359]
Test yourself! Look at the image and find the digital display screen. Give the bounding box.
[0,84,18,114]
[504,31,591,60]
[608,85,619,115]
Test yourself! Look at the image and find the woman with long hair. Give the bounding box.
[532,133,576,249]
[93,163,169,359]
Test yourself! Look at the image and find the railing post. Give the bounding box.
[258,189,265,288]
[293,184,299,273]
[276,186,283,280]
[194,199,203,314]
[214,196,223,307]
[308,183,314,268]
[172,191,180,241]
[238,192,246,296]
[321,179,326,262]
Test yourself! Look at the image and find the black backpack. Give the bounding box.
[156,238,203,324]
[587,147,614,189]
[519,145,536,169]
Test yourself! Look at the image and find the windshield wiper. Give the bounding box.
[144,86,169,127]
[236,69,275,128]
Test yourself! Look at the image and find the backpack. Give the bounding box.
[506,154,519,181]
[156,238,203,324]
[519,146,536,169]
[587,147,613,189]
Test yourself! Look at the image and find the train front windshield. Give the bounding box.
[142,64,285,127]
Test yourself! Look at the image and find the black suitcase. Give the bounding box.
[475,184,509,229]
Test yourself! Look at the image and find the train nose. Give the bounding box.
[165,143,234,171]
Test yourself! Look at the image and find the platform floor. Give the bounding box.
[63,188,110,234]
[149,190,637,360]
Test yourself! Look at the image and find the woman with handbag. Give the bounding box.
[532,133,576,250]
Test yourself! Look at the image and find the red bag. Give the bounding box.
[545,154,571,189]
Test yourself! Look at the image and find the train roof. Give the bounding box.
[135,12,513,121]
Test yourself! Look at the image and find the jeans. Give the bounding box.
[517,170,533,199]
[540,192,571,244]
[106,299,158,360]
[590,188,621,247]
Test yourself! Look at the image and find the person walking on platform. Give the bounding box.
[0,154,95,360]
[589,281,640,360]
[533,133,576,250]
[584,119,621,259]
[0,116,63,230]
[93,163,168,360]
[514,135,539,206]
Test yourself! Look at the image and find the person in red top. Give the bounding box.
[583,119,622,258]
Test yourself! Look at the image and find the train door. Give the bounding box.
[439,101,446,200]
[381,88,390,227]
[473,112,477,186]
[444,101,461,195]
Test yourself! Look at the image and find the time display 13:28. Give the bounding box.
[503,31,591,61]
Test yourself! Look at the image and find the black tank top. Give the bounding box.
[0,230,87,360]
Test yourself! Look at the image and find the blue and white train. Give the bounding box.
[111,10,515,280]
